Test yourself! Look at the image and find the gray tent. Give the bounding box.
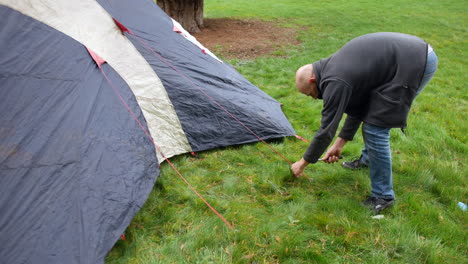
[0,0,295,263]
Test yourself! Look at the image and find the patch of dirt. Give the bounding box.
[193,18,301,60]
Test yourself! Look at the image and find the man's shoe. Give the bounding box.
[362,196,395,213]
[342,158,368,169]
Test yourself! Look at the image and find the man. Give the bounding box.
[291,32,438,213]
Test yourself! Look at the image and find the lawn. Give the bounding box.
[106,0,467,263]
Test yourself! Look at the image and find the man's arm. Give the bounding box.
[338,115,362,141]
[291,80,352,177]
[320,115,362,163]
[303,80,352,163]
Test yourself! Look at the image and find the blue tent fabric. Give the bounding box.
[0,1,295,263]
[0,6,158,264]
[97,0,295,151]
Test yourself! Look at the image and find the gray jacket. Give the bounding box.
[304,32,428,163]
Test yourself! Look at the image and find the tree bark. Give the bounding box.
[157,0,204,33]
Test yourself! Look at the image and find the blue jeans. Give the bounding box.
[417,47,438,95]
[360,48,438,199]
[360,124,394,199]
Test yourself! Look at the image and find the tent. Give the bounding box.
[0,0,295,263]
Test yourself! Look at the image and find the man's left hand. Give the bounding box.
[291,158,309,177]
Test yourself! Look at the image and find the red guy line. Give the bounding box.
[295,134,311,143]
[93,56,235,231]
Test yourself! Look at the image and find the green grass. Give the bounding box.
[107,0,467,263]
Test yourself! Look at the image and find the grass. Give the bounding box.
[107,0,467,263]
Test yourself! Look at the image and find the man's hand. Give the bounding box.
[322,137,347,163]
[322,147,342,163]
[291,158,309,177]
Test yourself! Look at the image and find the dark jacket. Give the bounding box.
[304,32,428,163]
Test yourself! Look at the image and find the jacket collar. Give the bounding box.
[312,60,324,99]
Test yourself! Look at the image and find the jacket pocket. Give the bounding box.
[376,83,408,103]
[364,84,412,127]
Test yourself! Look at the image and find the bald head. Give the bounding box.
[295,64,318,98]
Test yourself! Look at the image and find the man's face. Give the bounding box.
[297,80,318,99]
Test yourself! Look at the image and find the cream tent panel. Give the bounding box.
[1,0,192,162]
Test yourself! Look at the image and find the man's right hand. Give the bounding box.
[322,137,347,163]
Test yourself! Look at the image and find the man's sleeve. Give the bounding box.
[338,115,362,141]
[303,80,352,163]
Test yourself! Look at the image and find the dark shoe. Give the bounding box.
[362,196,395,213]
[342,158,368,169]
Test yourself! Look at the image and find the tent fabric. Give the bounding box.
[170,18,223,63]
[0,5,158,264]
[97,0,295,152]
[0,0,192,162]
[0,1,295,264]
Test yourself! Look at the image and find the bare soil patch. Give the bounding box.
[193,18,301,60]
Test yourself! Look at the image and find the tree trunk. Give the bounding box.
[157,0,204,33]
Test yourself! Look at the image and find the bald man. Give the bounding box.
[291,32,438,213]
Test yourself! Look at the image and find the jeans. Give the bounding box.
[417,47,438,95]
[360,124,394,199]
[359,48,438,199]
